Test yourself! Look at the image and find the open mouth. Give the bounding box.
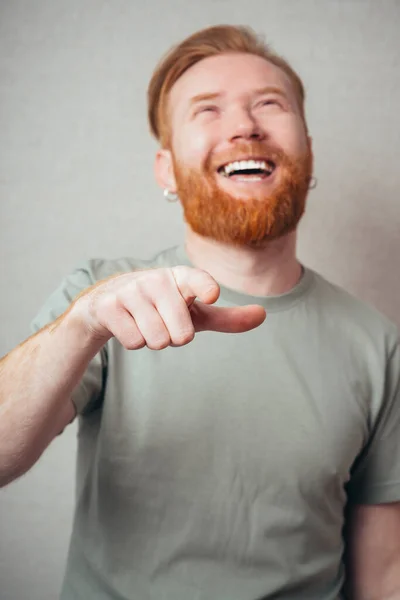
[217,158,276,180]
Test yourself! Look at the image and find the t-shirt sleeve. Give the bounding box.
[30,264,108,416]
[346,333,400,504]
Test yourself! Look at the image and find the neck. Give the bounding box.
[184,227,303,297]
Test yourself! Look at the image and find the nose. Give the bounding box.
[227,107,265,142]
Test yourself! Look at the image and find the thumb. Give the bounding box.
[191,302,266,334]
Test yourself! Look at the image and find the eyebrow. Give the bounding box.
[189,92,222,107]
[253,86,289,99]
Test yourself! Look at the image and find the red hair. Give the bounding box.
[147,25,306,147]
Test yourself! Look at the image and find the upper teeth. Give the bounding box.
[222,160,272,175]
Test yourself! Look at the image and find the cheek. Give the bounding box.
[178,131,214,168]
[172,115,218,162]
[270,115,308,154]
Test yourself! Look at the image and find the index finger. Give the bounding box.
[170,265,220,306]
[191,302,267,334]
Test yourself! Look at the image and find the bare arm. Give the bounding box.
[0,266,265,489]
[0,309,104,487]
[344,502,400,599]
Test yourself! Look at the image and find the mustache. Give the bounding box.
[206,141,290,171]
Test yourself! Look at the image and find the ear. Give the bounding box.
[154,149,177,193]
[307,134,314,168]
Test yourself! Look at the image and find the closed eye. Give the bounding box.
[195,105,219,115]
[259,99,281,108]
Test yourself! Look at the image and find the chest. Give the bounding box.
[100,324,369,504]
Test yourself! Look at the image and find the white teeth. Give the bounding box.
[222,159,272,175]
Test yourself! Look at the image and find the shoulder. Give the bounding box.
[31,247,178,332]
[308,268,399,355]
[73,246,179,286]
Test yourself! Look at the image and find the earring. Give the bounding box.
[309,176,318,190]
[164,189,178,203]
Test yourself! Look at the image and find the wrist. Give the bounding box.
[59,299,112,355]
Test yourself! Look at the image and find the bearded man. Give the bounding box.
[1,25,400,600]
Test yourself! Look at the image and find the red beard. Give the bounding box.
[172,141,313,246]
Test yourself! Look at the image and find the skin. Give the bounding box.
[0,267,266,486]
[155,51,400,598]
[155,52,312,297]
[1,48,399,599]
[0,54,268,488]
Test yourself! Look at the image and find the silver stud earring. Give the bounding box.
[309,176,318,190]
[164,189,178,203]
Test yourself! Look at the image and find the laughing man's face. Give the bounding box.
[163,52,310,198]
[154,52,313,246]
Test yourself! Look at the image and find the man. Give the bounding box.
[1,24,400,600]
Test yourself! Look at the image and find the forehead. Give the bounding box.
[168,52,296,111]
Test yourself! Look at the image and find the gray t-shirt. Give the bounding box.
[31,245,400,600]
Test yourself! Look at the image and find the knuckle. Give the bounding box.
[121,339,136,350]
[100,293,119,313]
[131,269,171,297]
[96,296,121,326]
[171,265,189,277]
[170,265,190,285]
[117,329,146,350]
[147,336,171,351]
[127,278,144,298]
[123,338,146,351]
[173,329,195,346]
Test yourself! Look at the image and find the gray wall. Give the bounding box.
[1,1,399,598]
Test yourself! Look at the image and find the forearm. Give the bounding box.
[0,308,102,487]
[345,584,400,600]
[344,560,400,600]
[346,591,400,600]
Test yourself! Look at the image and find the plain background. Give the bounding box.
[1,1,399,598]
